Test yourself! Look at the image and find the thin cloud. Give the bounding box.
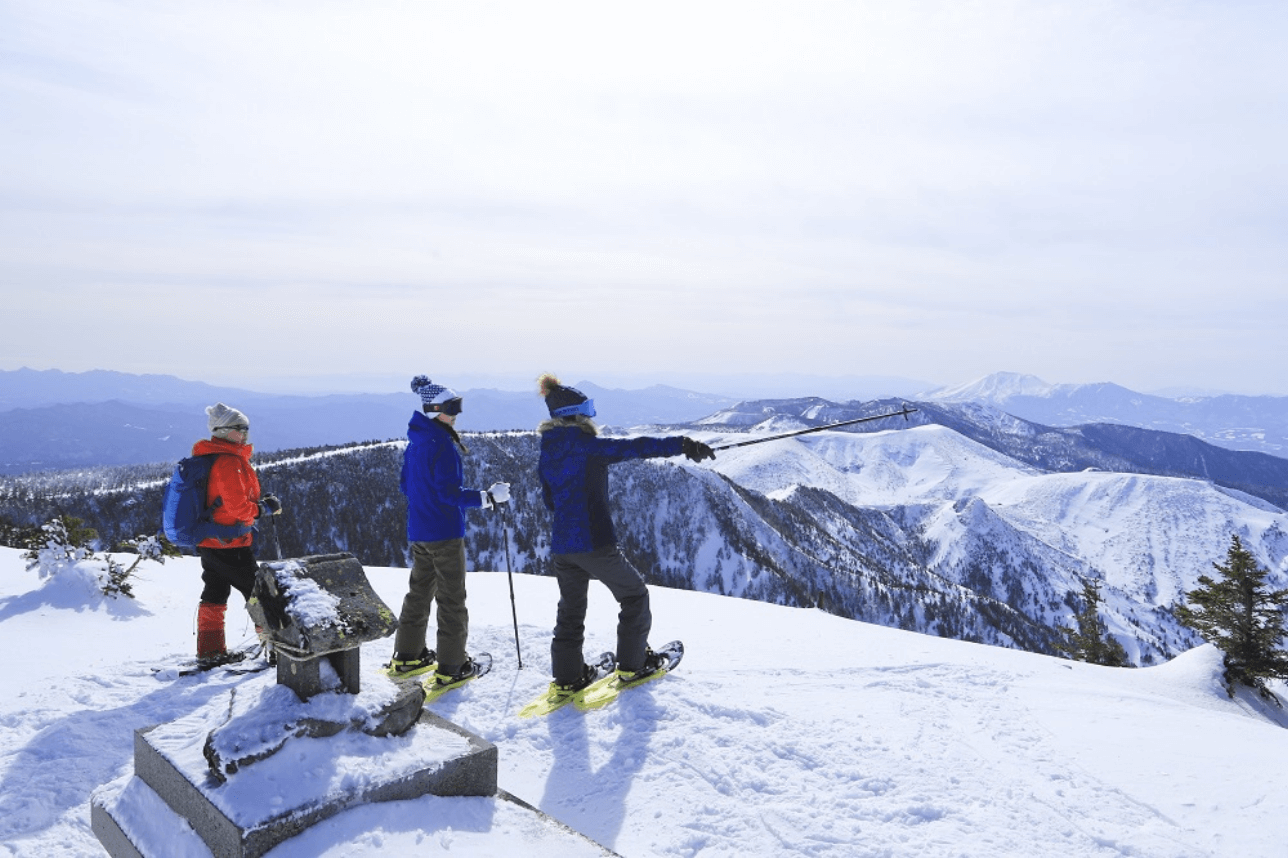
[2,1,1286,394]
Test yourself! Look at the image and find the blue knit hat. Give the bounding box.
[411,375,463,415]
[538,374,595,418]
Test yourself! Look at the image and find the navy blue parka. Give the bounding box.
[539,424,683,554]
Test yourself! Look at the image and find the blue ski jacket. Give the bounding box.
[401,411,482,543]
[539,424,683,554]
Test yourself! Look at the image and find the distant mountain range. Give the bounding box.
[922,371,1288,458]
[0,368,738,474]
[3,367,1287,475]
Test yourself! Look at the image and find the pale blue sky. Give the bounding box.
[2,1,1286,396]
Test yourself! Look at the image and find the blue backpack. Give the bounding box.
[161,454,251,552]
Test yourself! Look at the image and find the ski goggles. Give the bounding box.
[427,397,464,416]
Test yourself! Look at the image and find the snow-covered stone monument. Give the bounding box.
[91,553,498,858]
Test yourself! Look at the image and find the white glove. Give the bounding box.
[487,482,511,505]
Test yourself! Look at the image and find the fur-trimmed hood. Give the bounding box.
[537,415,599,435]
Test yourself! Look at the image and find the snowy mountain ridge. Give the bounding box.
[923,371,1288,457]
[921,370,1061,402]
[697,395,1288,509]
[6,366,1288,474]
[700,423,1288,663]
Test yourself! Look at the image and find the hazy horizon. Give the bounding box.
[1,363,1270,403]
[4,2,1286,395]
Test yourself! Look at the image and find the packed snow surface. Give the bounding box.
[2,547,1287,857]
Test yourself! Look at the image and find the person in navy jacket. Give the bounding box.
[537,373,714,696]
[390,375,509,686]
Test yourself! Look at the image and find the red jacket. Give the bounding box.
[192,438,261,549]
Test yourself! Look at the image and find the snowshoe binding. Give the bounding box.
[384,647,437,679]
[519,652,616,718]
[424,652,492,702]
[577,640,684,711]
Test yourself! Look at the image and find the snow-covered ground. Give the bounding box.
[2,546,1287,857]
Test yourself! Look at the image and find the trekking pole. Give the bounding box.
[261,490,284,560]
[710,404,918,451]
[267,513,283,561]
[501,504,523,669]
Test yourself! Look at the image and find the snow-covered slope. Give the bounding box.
[698,424,1288,664]
[711,423,1039,507]
[2,548,1287,857]
[978,470,1288,605]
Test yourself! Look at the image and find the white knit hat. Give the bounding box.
[207,402,250,437]
[411,375,462,414]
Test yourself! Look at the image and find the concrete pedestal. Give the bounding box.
[90,552,616,857]
[92,708,496,858]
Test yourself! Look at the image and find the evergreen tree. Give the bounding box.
[0,515,41,550]
[23,515,98,580]
[103,534,175,600]
[1060,579,1130,667]
[1176,535,1288,700]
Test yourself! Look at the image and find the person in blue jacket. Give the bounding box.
[537,373,715,697]
[390,375,509,686]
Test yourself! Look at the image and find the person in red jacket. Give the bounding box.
[194,403,281,660]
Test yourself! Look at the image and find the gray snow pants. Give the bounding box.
[394,538,469,670]
[550,544,652,684]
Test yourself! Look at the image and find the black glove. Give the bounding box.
[258,494,282,517]
[682,437,716,463]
